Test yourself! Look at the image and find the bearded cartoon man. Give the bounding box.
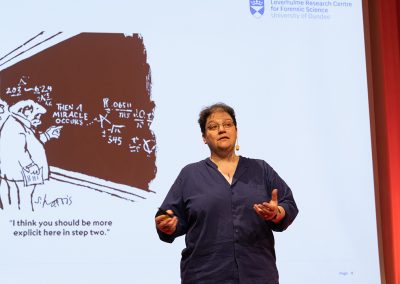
[0,99,62,211]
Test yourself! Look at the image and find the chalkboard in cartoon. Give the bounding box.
[0,33,156,211]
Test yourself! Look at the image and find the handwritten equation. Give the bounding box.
[3,76,156,157]
[101,98,153,128]
[4,76,53,106]
[69,97,156,156]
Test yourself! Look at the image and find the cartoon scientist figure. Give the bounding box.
[0,99,62,211]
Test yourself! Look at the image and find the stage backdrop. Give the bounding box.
[0,1,380,283]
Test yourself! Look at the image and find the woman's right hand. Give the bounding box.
[155,210,178,235]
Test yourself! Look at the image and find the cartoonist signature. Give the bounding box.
[34,194,72,208]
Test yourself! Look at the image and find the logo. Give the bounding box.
[250,0,265,18]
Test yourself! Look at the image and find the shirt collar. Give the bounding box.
[204,156,250,185]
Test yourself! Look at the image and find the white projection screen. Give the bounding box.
[0,1,380,283]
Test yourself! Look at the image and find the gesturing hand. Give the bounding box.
[45,125,63,139]
[253,189,284,223]
[155,209,178,235]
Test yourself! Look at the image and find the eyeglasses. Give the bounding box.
[206,120,235,132]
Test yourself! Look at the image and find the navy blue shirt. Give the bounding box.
[157,156,298,284]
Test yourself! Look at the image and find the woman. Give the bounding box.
[155,103,298,284]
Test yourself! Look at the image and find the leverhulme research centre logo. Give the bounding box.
[250,0,265,18]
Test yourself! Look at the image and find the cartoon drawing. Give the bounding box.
[0,99,62,211]
[0,32,157,211]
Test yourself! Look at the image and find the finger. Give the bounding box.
[156,208,174,219]
[157,219,170,230]
[164,217,175,226]
[160,217,178,234]
[260,205,272,215]
[256,210,267,218]
[253,204,262,212]
[155,215,167,222]
[262,202,276,211]
[253,205,266,216]
[160,216,177,228]
[171,217,178,229]
[271,189,278,202]
[155,215,170,224]
[254,204,274,220]
[257,203,271,213]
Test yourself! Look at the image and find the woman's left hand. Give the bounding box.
[253,189,284,222]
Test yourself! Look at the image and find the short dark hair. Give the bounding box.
[198,103,237,135]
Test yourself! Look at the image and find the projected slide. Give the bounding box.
[0,1,380,284]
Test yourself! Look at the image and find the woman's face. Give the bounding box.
[202,110,237,154]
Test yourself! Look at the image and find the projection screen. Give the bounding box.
[0,1,380,283]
